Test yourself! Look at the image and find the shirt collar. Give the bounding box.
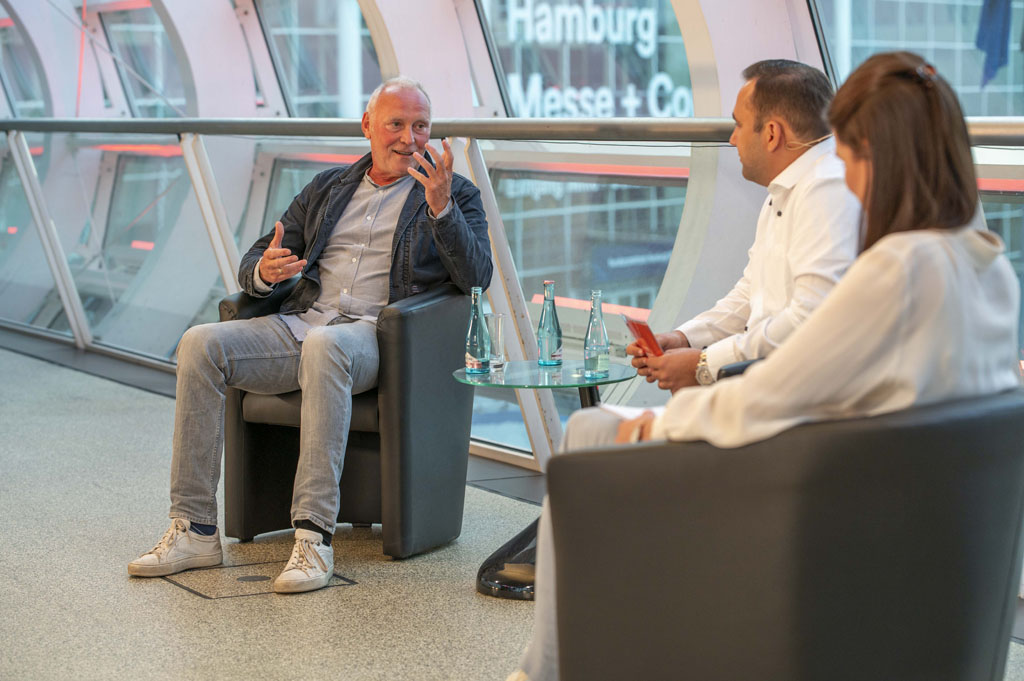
[767,136,836,196]
[363,172,414,191]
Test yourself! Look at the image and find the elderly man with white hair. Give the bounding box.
[128,77,492,594]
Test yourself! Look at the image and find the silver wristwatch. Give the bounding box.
[695,348,714,386]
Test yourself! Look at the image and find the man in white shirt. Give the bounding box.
[629,59,860,394]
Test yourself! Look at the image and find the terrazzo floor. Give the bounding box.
[0,348,537,680]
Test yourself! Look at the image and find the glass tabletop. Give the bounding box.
[453,360,636,389]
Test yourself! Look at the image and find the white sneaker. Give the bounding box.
[128,518,223,577]
[273,528,334,594]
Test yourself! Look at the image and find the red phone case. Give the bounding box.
[622,316,663,356]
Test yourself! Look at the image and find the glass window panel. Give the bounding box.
[904,2,930,43]
[470,140,689,449]
[100,8,186,118]
[256,0,381,118]
[0,138,69,334]
[813,0,1024,116]
[478,0,692,118]
[215,138,368,250]
[264,158,337,223]
[36,133,227,361]
[0,13,47,117]
[490,171,684,307]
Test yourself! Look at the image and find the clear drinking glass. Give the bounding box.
[485,312,505,369]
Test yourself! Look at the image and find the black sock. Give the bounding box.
[295,519,332,546]
[190,522,216,536]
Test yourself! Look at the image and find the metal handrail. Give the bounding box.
[0,116,1023,145]
[0,117,731,141]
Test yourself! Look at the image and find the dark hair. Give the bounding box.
[741,60,834,140]
[828,51,977,252]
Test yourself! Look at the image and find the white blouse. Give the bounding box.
[651,227,1022,447]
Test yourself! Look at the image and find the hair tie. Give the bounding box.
[913,63,937,88]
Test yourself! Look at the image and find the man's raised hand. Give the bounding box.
[408,138,454,217]
[259,221,306,285]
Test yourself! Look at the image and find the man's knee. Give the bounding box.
[176,323,220,367]
[561,408,621,452]
[301,327,353,371]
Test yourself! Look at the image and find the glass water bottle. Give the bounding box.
[583,289,610,378]
[465,286,491,374]
[537,280,563,366]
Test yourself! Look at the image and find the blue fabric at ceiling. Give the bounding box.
[976,0,1012,87]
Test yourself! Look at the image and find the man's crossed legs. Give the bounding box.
[128,314,379,594]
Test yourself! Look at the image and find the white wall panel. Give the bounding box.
[151,0,259,118]
[358,0,475,117]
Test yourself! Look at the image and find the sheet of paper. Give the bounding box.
[597,404,665,420]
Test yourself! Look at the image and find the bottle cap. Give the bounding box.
[543,280,554,285]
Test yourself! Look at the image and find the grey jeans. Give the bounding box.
[520,407,623,681]
[168,314,379,535]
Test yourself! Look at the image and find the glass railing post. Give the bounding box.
[6,131,92,349]
[179,132,241,294]
[464,136,562,468]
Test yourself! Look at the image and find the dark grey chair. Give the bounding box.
[548,390,1024,681]
[218,280,474,559]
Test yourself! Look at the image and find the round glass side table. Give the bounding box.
[454,359,636,600]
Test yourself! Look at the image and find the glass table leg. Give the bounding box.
[476,517,539,600]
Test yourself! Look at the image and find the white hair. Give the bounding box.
[365,76,431,118]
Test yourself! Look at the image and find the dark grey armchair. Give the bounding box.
[218,280,474,559]
[548,390,1024,681]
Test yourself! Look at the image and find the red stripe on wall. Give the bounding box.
[530,294,650,321]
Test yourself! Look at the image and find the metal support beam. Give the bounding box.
[464,137,563,469]
[7,131,92,349]
[180,132,241,294]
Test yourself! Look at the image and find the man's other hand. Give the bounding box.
[642,347,701,392]
[614,411,657,443]
[627,330,690,376]
[409,138,454,217]
[259,221,307,285]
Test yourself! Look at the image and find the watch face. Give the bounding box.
[695,351,712,385]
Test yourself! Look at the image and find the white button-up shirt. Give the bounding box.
[678,138,861,379]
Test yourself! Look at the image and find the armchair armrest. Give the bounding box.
[375,283,474,557]
[716,358,760,380]
[219,278,298,322]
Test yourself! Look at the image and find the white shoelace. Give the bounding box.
[148,518,188,558]
[284,538,327,575]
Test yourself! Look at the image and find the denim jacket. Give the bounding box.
[238,152,492,311]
